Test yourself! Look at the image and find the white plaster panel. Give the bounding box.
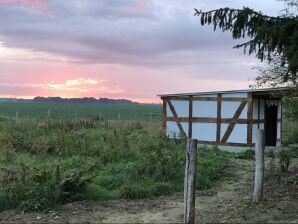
[192,123,216,141]
[171,100,189,117]
[221,102,247,119]
[166,121,189,138]
[222,93,247,98]
[221,124,247,143]
[193,101,217,118]
[166,104,173,117]
[228,124,247,143]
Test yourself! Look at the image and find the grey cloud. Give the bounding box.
[0,0,282,79]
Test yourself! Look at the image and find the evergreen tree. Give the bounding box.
[194,4,298,86]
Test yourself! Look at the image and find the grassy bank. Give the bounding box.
[0,118,233,212]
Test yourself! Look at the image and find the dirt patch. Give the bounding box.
[1,158,297,223]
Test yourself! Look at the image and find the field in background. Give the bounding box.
[0,102,162,121]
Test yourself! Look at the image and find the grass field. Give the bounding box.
[0,102,162,121]
[0,102,233,212]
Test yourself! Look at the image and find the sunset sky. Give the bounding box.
[0,0,285,103]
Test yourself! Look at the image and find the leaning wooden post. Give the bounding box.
[253,129,265,203]
[184,138,197,224]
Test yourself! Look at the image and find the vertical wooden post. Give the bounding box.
[188,96,193,138]
[162,98,167,134]
[216,94,222,143]
[253,129,265,203]
[247,93,253,146]
[184,139,197,224]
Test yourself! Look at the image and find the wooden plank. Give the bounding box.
[197,140,251,147]
[193,97,248,102]
[216,94,222,143]
[162,99,167,134]
[166,117,256,124]
[165,96,247,102]
[184,139,197,224]
[192,117,217,123]
[221,101,247,143]
[167,100,187,138]
[188,96,193,138]
[166,96,190,101]
[247,93,253,146]
[167,117,189,122]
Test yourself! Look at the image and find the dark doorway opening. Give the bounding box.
[265,104,278,146]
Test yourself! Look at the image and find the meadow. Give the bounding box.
[0,102,162,121]
[0,102,233,212]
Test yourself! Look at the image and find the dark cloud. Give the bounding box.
[0,1,234,59]
[0,0,284,79]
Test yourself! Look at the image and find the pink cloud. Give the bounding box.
[0,0,47,11]
[131,0,151,10]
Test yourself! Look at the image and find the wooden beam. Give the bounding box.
[197,140,252,147]
[162,99,167,133]
[216,94,222,143]
[165,96,248,102]
[221,101,247,143]
[167,100,187,138]
[165,96,190,101]
[193,97,247,102]
[247,93,253,146]
[166,117,262,124]
[188,96,193,138]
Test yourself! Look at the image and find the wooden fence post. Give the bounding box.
[184,138,197,224]
[253,129,265,203]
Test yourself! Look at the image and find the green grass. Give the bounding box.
[0,116,233,212]
[0,102,162,121]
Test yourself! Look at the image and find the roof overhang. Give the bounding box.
[158,87,289,98]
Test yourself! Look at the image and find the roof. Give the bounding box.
[158,87,288,97]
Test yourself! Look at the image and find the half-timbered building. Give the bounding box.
[159,88,285,150]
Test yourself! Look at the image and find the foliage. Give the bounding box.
[194,6,298,84]
[0,118,233,211]
[279,150,291,172]
[230,149,255,160]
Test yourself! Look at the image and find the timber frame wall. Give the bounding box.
[161,93,282,147]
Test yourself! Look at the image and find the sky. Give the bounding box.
[0,0,285,103]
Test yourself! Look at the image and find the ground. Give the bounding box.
[0,158,297,223]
